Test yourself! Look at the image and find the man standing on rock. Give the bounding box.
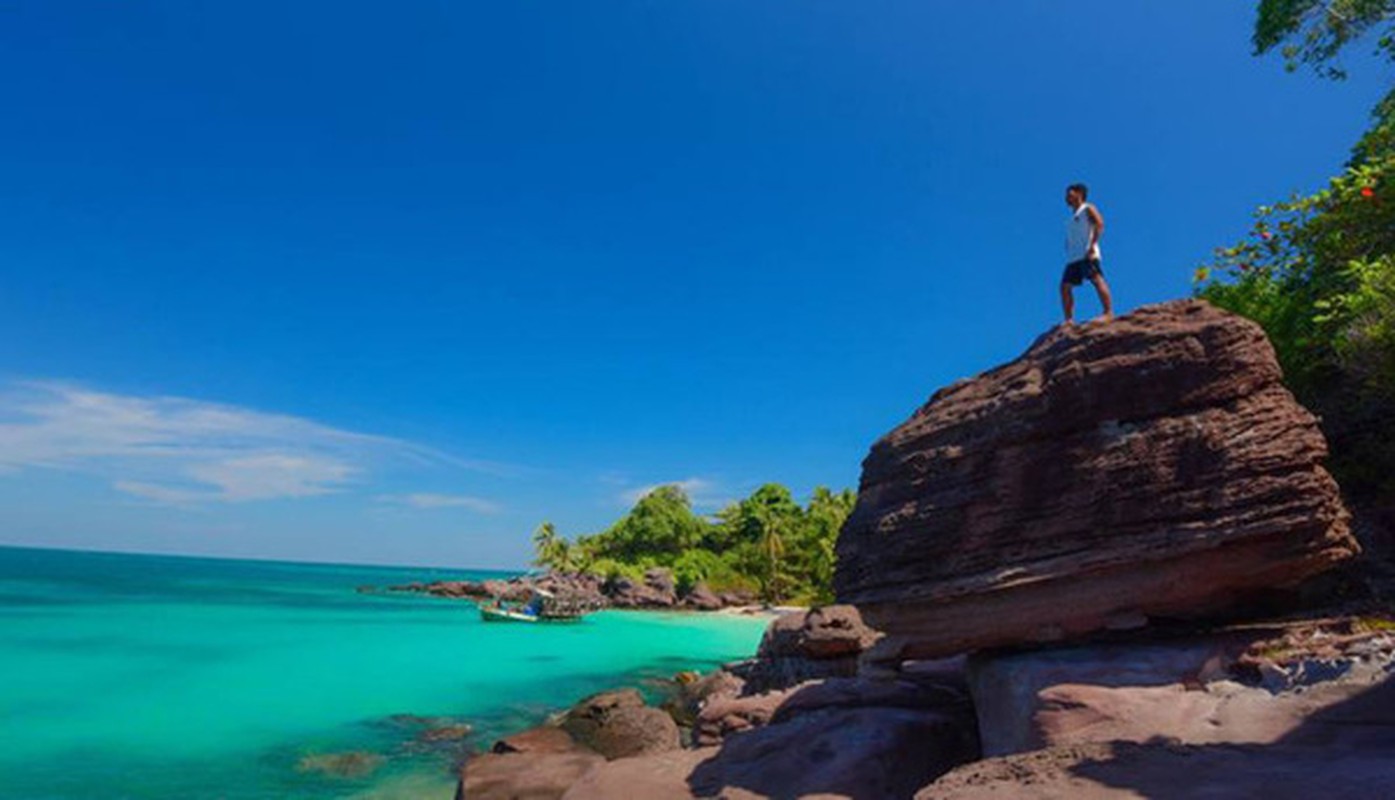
[1061,182,1114,324]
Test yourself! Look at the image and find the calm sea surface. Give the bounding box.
[0,546,768,799]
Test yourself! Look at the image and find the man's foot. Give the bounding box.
[1093,312,1115,323]
[1062,317,1076,327]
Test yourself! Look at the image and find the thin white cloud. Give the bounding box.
[189,454,355,502]
[113,480,208,508]
[0,380,497,507]
[377,493,502,514]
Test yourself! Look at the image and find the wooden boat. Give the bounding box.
[479,588,588,623]
[479,604,540,623]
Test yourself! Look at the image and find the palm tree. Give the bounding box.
[755,507,787,604]
[532,522,561,570]
[552,539,578,574]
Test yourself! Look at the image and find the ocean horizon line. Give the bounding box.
[0,541,525,576]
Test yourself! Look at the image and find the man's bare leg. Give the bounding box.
[1060,282,1076,325]
[1089,274,1114,322]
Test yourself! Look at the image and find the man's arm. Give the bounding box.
[1086,204,1105,254]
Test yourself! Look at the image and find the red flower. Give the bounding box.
[1361,187,1375,198]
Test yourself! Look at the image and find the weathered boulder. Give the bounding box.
[836,300,1359,659]
[560,689,680,759]
[722,607,882,695]
[665,668,746,731]
[645,567,676,595]
[694,685,800,746]
[606,569,679,608]
[680,582,723,611]
[583,706,681,760]
[758,606,880,660]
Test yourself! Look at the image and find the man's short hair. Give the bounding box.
[1068,183,1089,199]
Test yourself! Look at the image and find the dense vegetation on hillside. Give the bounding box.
[531,484,856,605]
[1196,2,1395,506]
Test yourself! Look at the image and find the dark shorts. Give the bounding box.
[1062,258,1103,287]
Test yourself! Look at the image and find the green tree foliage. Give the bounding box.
[712,484,805,602]
[529,483,857,604]
[586,485,708,563]
[1352,88,1395,166]
[1197,10,1395,501]
[1254,0,1395,77]
[1195,157,1395,391]
[670,549,737,594]
[531,521,577,572]
[1197,160,1395,499]
[797,488,858,603]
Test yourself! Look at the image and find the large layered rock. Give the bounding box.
[836,300,1359,659]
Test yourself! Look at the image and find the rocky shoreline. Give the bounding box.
[450,301,1395,798]
[387,566,760,612]
[454,604,1395,799]
[456,604,974,799]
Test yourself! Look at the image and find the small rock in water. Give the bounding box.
[383,713,446,728]
[419,723,474,743]
[295,751,384,779]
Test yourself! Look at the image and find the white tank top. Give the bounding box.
[1066,203,1100,262]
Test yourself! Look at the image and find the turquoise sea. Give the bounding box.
[0,546,769,799]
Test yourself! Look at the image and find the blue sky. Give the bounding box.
[0,2,1389,569]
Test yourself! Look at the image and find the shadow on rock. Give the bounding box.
[688,679,979,800]
[1072,672,1395,796]
[922,671,1395,799]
